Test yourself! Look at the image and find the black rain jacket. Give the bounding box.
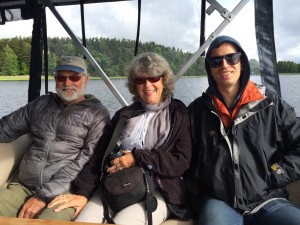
[188,35,300,211]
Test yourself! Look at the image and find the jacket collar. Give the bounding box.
[212,81,264,128]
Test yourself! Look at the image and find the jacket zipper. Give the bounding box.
[38,106,70,188]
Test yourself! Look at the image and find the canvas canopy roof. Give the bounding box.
[0,0,126,24]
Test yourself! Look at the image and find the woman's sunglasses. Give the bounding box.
[209,52,242,68]
[54,75,83,83]
[135,76,162,84]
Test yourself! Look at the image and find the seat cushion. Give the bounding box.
[287,180,300,208]
[0,134,31,187]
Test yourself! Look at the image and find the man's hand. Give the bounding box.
[48,194,88,219]
[18,195,46,218]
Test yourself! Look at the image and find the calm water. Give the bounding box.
[0,75,299,118]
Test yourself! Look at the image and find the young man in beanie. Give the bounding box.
[0,56,111,221]
[188,36,300,224]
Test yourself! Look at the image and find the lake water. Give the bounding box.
[0,75,299,118]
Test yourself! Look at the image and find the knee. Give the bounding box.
[37,207,74,221]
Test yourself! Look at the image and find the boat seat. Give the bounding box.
[1,135,300,225]
[0,133,31,187]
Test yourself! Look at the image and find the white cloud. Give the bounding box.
[273,0,300,63]
[283,44,300,63]
[0,19,33,37]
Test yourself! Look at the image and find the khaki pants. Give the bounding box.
[0,182,75,220]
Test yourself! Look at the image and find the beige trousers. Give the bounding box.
[75,189,171,225]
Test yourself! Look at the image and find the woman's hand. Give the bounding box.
[107,150,136,173]
[48,194,88,219]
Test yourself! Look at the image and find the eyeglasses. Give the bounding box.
[135,76,162,84]
[209,52,242,68]
[54,75,83,83]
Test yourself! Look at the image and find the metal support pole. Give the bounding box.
[176,0,249,79]
[28,0,42,102]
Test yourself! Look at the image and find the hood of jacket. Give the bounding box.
[205,35,251,104]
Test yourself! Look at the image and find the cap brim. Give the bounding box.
[54,65,85,73]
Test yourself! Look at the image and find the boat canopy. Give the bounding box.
[0,0,281,105]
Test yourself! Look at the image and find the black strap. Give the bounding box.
[101,116,127,224]
[144,170,155,225]
[101,116,154,225]
[102,192,115,224]
[101,116,127,171]
[146,193,153,225]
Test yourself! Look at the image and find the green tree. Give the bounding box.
[19,40,31,74]
[47,52,59,75]
[2,36,299,77]
[277,61,300,73]
[20,61,29,75]
[0,44,19,75]
[249,58,260,75]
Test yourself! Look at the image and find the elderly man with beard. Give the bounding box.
[0,56,111,221]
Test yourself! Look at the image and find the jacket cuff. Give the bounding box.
[74,189,92,199]
[35,187,51,203]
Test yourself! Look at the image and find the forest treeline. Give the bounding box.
[0,36,299,76]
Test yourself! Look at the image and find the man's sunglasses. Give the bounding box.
[54,75,83,83]
[209,52,242,68]
[135,75,162,84]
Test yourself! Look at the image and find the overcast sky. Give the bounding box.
[0,0,299,63]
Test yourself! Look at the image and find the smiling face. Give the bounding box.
[136,75,164,105]
[210,42,242,92]
[55,70,88,104]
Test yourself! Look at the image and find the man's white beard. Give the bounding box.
[56,83,86,103]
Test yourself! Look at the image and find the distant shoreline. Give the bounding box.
[0,75,126,81]
[0,74,298,81]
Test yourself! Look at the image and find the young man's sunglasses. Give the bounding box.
[54,75,83,83]
[209,52,242,68]
[135,75,162,84]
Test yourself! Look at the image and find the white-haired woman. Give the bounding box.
[49,52,192,225]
